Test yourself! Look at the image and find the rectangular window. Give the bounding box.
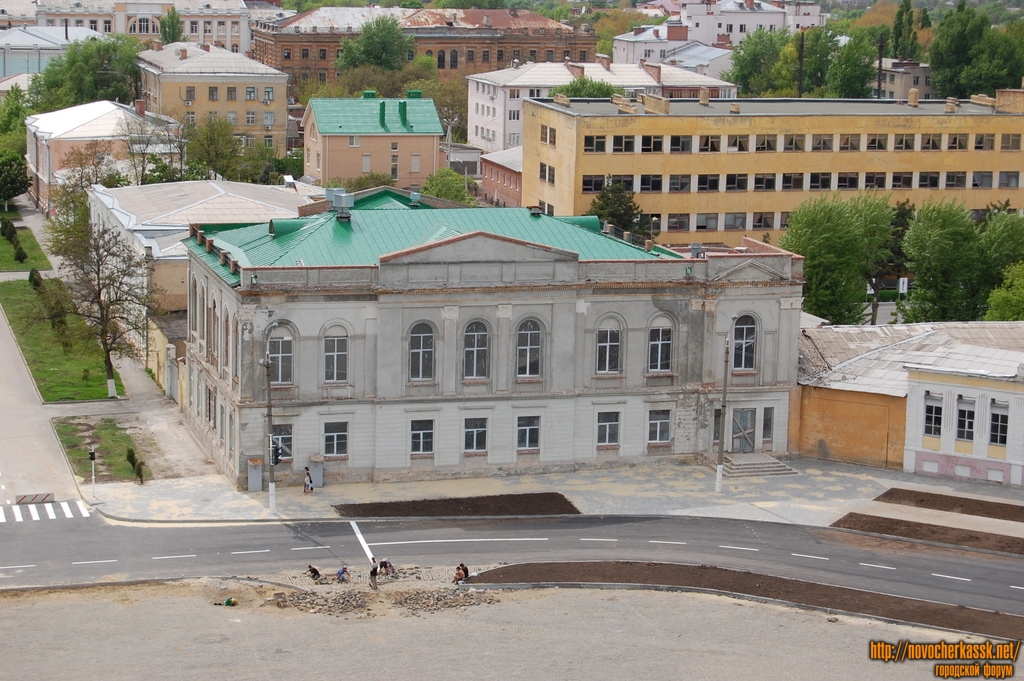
[226,111,236,124]
[924,395,942,437]
[483,50,490,62]
[668,175,690,193]
[809,173,831,190]
[185,86,196,101]
[497,49,505,62]
[411,153,420,173]
[838,172,860,190]
[324,336,348,382]
[245,87,256,101]
[264,112,274,127]
[639,175,662,192]
[612,135,635,153]
[783,134,804,152]
[863,172,885,189]
[411,420,434,454]
[579,50,587,61]
[946,171,967,188]
[508,88,520,100]
[695,213,718,231]
[597,412,620,445]
[920,133,941,150]
[697,174,719,192]
[866,134,887,151]
[540,124,556,146]
[264,88,274,102]
[727,135,749,152]
[508,109,519,121]
[972,171,993,188]
[779,212,790,228]
[582,175,605,193]
[648,410,670,443]
[947,133,967,150]
[725,174,748,191]
[990,401,1008,445]
[956,398,975,441]
[811,134,833,151]
[762,407,774,441]
[891,172,912,189]
[666,214,689,231]
[648,327,671,371]
[584,135,606,152]
[918,171,940,188]
[301,48,309,59]
[641,135,664,153]
[362,154,371,173]
[753,174,776,191]
[226,87,237,101]
[670,135,692,153]
[752,212,774,229]
[724,212,746,230]
[268,337,293,384]
[517,416,540,450]
[464,418,487,451]
[782,173,803,190]
[596,329,621,373]
[999,171,1020,188]
[893,134,914,151]
[106,19,113,32]
[699,135,721,153]
[271,424,293,459]
[975,133,995,151]
[1001,134,1021,151]
[324,422,348,456]
[609,175,633,189]
[839,134,860,151]
[245,111,256,125]
[755,134,776,152]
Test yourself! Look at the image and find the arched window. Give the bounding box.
[324,326,349,382]
[437,50,446,69]
[268,327,293,384]
[410,322,434,380]
[449,50,458,69]
[733,315,756,370]
[648,321,672,372]
[197,288,205,341]
[517,320,541,377]
[463,321,488,379]
[190,280,198,332]
[596,318,621,374]
[425,50,433,57]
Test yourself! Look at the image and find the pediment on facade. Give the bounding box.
[708,259,787,283]
[380,231,579,265]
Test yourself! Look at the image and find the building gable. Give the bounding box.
[381,230,578,265]
[708,259,787,283]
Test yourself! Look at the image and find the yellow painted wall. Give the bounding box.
[793,385,906,469]
[306,131,442,189]
[523,99,1024,246]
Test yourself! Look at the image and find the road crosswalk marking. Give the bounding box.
[60,501,73,518]
[1,501,93,524]
[12,505,22,522]
[27,505,39,521]
[44,503,56,519]
[76,501,90,517]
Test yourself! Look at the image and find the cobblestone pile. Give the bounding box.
[286,590,370,617]
[389,588,500,614]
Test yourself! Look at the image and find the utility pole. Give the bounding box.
[264,354,276,514]
[876,34,885,99]
[796,32,805,98]
[715,317,736,493]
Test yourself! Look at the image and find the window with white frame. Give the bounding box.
[648,409,670,443]
[464,321,489,379]
[990,400,1008,445]
[269,336,293,384]
[596,321,621,373]
[924,392,942,436]
[464,418,487,451]
[324,422,348,455]
[517,415,540,449]
[597,412,620,445]
[517,320,541,377]
[409,323,434,380]
[411,419,434,454]
[956,397,975,441]
[648,326,671,372]
[732,316,756,370]
[324,333,348,382]
[271,424,292,459]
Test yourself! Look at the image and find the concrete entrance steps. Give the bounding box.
[723,452,799,478]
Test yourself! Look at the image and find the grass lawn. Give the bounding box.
[0,206,21,222]
[0,279,125,401]
[56,417,145,482]
[0,228,51,271]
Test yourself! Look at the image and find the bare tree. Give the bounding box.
[58,140,126,192]
[116,115,164,185]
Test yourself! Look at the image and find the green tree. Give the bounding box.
[335,57,437,99]
[0,150,31,212]
[901,200,988,322]
[406,77,468,142]
[926,1,1022,98]
[779,195,867,325]
[979,210,1024,292]
[549,77,624,98]
[826,30,877,98]
[423,168,475,205]
[722,28,790,96]
[326,172,395,191]
[159,7,186,44]
[28,35,143,113]
[771,27,837,96]
[985,262,1024,321]
[890,0,918,59]
[186,117,240,179]
[234,145,282,184]
[336,16,413,71]
[0,84,29,156]
[586,177,649,239]
[847,192,896,324]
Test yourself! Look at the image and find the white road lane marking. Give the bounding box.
[1011,585,1024,590]
[76,500,90,517]
[153,555,197,560]
[0,564,35,569]
[291,546,331,551]
[27,505,39,521]
[719,545,759,551]
[368,537,549,547]
[860,562,896,570]
[72,560,117,565]
[44,503,56,519]
[580,538,618,542]
[60,502,73,518]
[932,573,971,582]
[230,550,270,555]
[0,506,5,522]
[12,505,22,522]
[649,540,688,545]
[792,553,828,561]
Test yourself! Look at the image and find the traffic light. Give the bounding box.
[88,448,96,461]
[272,445,281,466]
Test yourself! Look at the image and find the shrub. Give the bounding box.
[28,268,43,288]
[14,246,27,263]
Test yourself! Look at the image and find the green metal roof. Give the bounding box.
[187,207,680,282]
[352,191,435,210]
[308,97,444,136]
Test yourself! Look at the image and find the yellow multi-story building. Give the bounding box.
[138,42,289,155]
[523,90,1024,246]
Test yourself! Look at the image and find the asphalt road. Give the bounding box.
[2,514,1023,616]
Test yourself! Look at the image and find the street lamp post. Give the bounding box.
[715,315,737,494]
[260,322,279,514]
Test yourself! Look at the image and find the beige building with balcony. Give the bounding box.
[875,59,935,100]
[138,42,289,154]
[522,91,1024,246]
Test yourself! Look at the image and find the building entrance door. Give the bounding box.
[732,408,756,453]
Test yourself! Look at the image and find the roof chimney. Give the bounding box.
[134,98,146,117]
[729,102,740,114]
[597,53,610,70]
[666,22,688,40]
[199,42,210,52]
[483,14,491,26]
[944,97,957,113]
[699,87,710,106]
[633,26,644,35]
[152,40,162,51]
[178,47,188,60]
[745,0,755,8]
[908,88,919,107]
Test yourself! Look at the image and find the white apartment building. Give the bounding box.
[467,59,736,152]
[680,0,823,48]
[613,22,733,78]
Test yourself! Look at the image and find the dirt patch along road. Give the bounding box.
[875,487,1024,522]
[334,492,580,517]
[831,512,1024,556]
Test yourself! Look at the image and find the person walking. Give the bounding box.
[369,558,379,590]
[303,467,314,496]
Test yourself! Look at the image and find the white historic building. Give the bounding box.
[183,190,803,489]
